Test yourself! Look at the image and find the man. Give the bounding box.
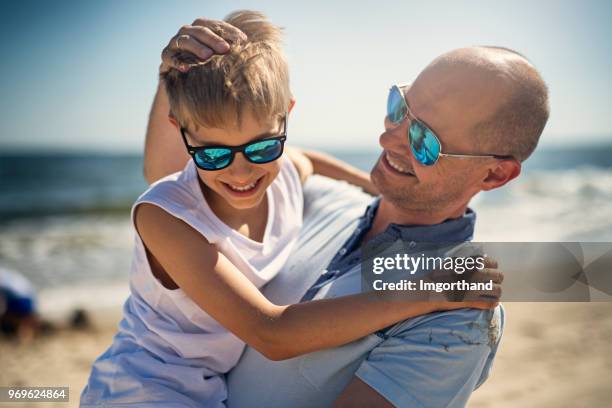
[144,18,548,407]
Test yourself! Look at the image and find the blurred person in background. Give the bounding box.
[0,266,39,343]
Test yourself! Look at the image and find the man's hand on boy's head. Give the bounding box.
[160,18,248,75]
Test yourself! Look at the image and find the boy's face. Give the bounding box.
[182,112,284,211]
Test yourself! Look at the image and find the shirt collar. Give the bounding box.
[352,197,476,249]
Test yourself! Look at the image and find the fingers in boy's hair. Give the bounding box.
[161,47,206,73]
[192,18,248,43]
[178,25,230,54]
[175,34,215,61]
[162,29,216,73]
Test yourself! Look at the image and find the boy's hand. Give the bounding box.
[428,256,503,305]
[380,256,503,308]
[160,18,248,75]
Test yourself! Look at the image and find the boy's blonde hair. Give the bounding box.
[162,10,291,131]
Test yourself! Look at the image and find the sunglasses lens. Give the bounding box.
[387,86,407,125]
[194,148,233,170]
[409,122,440,166]
[245,139,284,163]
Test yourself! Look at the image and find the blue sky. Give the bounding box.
[1,0,611,152]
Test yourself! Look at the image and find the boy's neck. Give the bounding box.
[198,178,269,242]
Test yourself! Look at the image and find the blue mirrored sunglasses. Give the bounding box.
[181,116,288,171]
[387,84,513,166]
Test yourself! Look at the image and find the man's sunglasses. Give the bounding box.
[181,116,288,171]
[387,84,513,166]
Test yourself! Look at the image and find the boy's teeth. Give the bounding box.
[229,181,257,191]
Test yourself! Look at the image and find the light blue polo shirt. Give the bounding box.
[226,175,504,408]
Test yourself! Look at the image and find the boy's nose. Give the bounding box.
[227,153,255,181]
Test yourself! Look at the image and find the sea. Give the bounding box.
[1,144,611,316]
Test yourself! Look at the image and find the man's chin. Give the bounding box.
[372,166,420,211]
[371,169,399,203]
[371,161,400,195]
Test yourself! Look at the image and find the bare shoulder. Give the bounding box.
[133,202,220,288]
[133,203,182,289]
[134,202,178,235]
[133,202,214,253]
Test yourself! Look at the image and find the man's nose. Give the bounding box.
[380,116,411,154]
[383,115,396,131]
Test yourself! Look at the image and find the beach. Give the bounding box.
[2,0,611,405]
[2,303,611,407]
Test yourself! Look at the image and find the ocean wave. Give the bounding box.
[474,167,612,242]
[515,167,612,199]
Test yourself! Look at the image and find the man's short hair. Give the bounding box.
[162,10,291,130]
[472,46,550,162]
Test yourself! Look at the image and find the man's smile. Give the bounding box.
[383,152,416,177]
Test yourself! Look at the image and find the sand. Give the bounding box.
[1,303,611,408]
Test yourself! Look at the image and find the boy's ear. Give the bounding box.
[288,99,296,114]
[168,113,180,130]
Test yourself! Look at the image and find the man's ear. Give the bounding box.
[288,98,296,114]
[481,159,521,191]
[168,113,180,130]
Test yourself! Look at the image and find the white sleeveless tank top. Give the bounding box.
[121,157,303,374]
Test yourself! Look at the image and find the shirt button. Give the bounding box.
[409,241,417,248]
[339,248,347,255]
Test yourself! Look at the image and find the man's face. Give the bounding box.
[371,62,508,216]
